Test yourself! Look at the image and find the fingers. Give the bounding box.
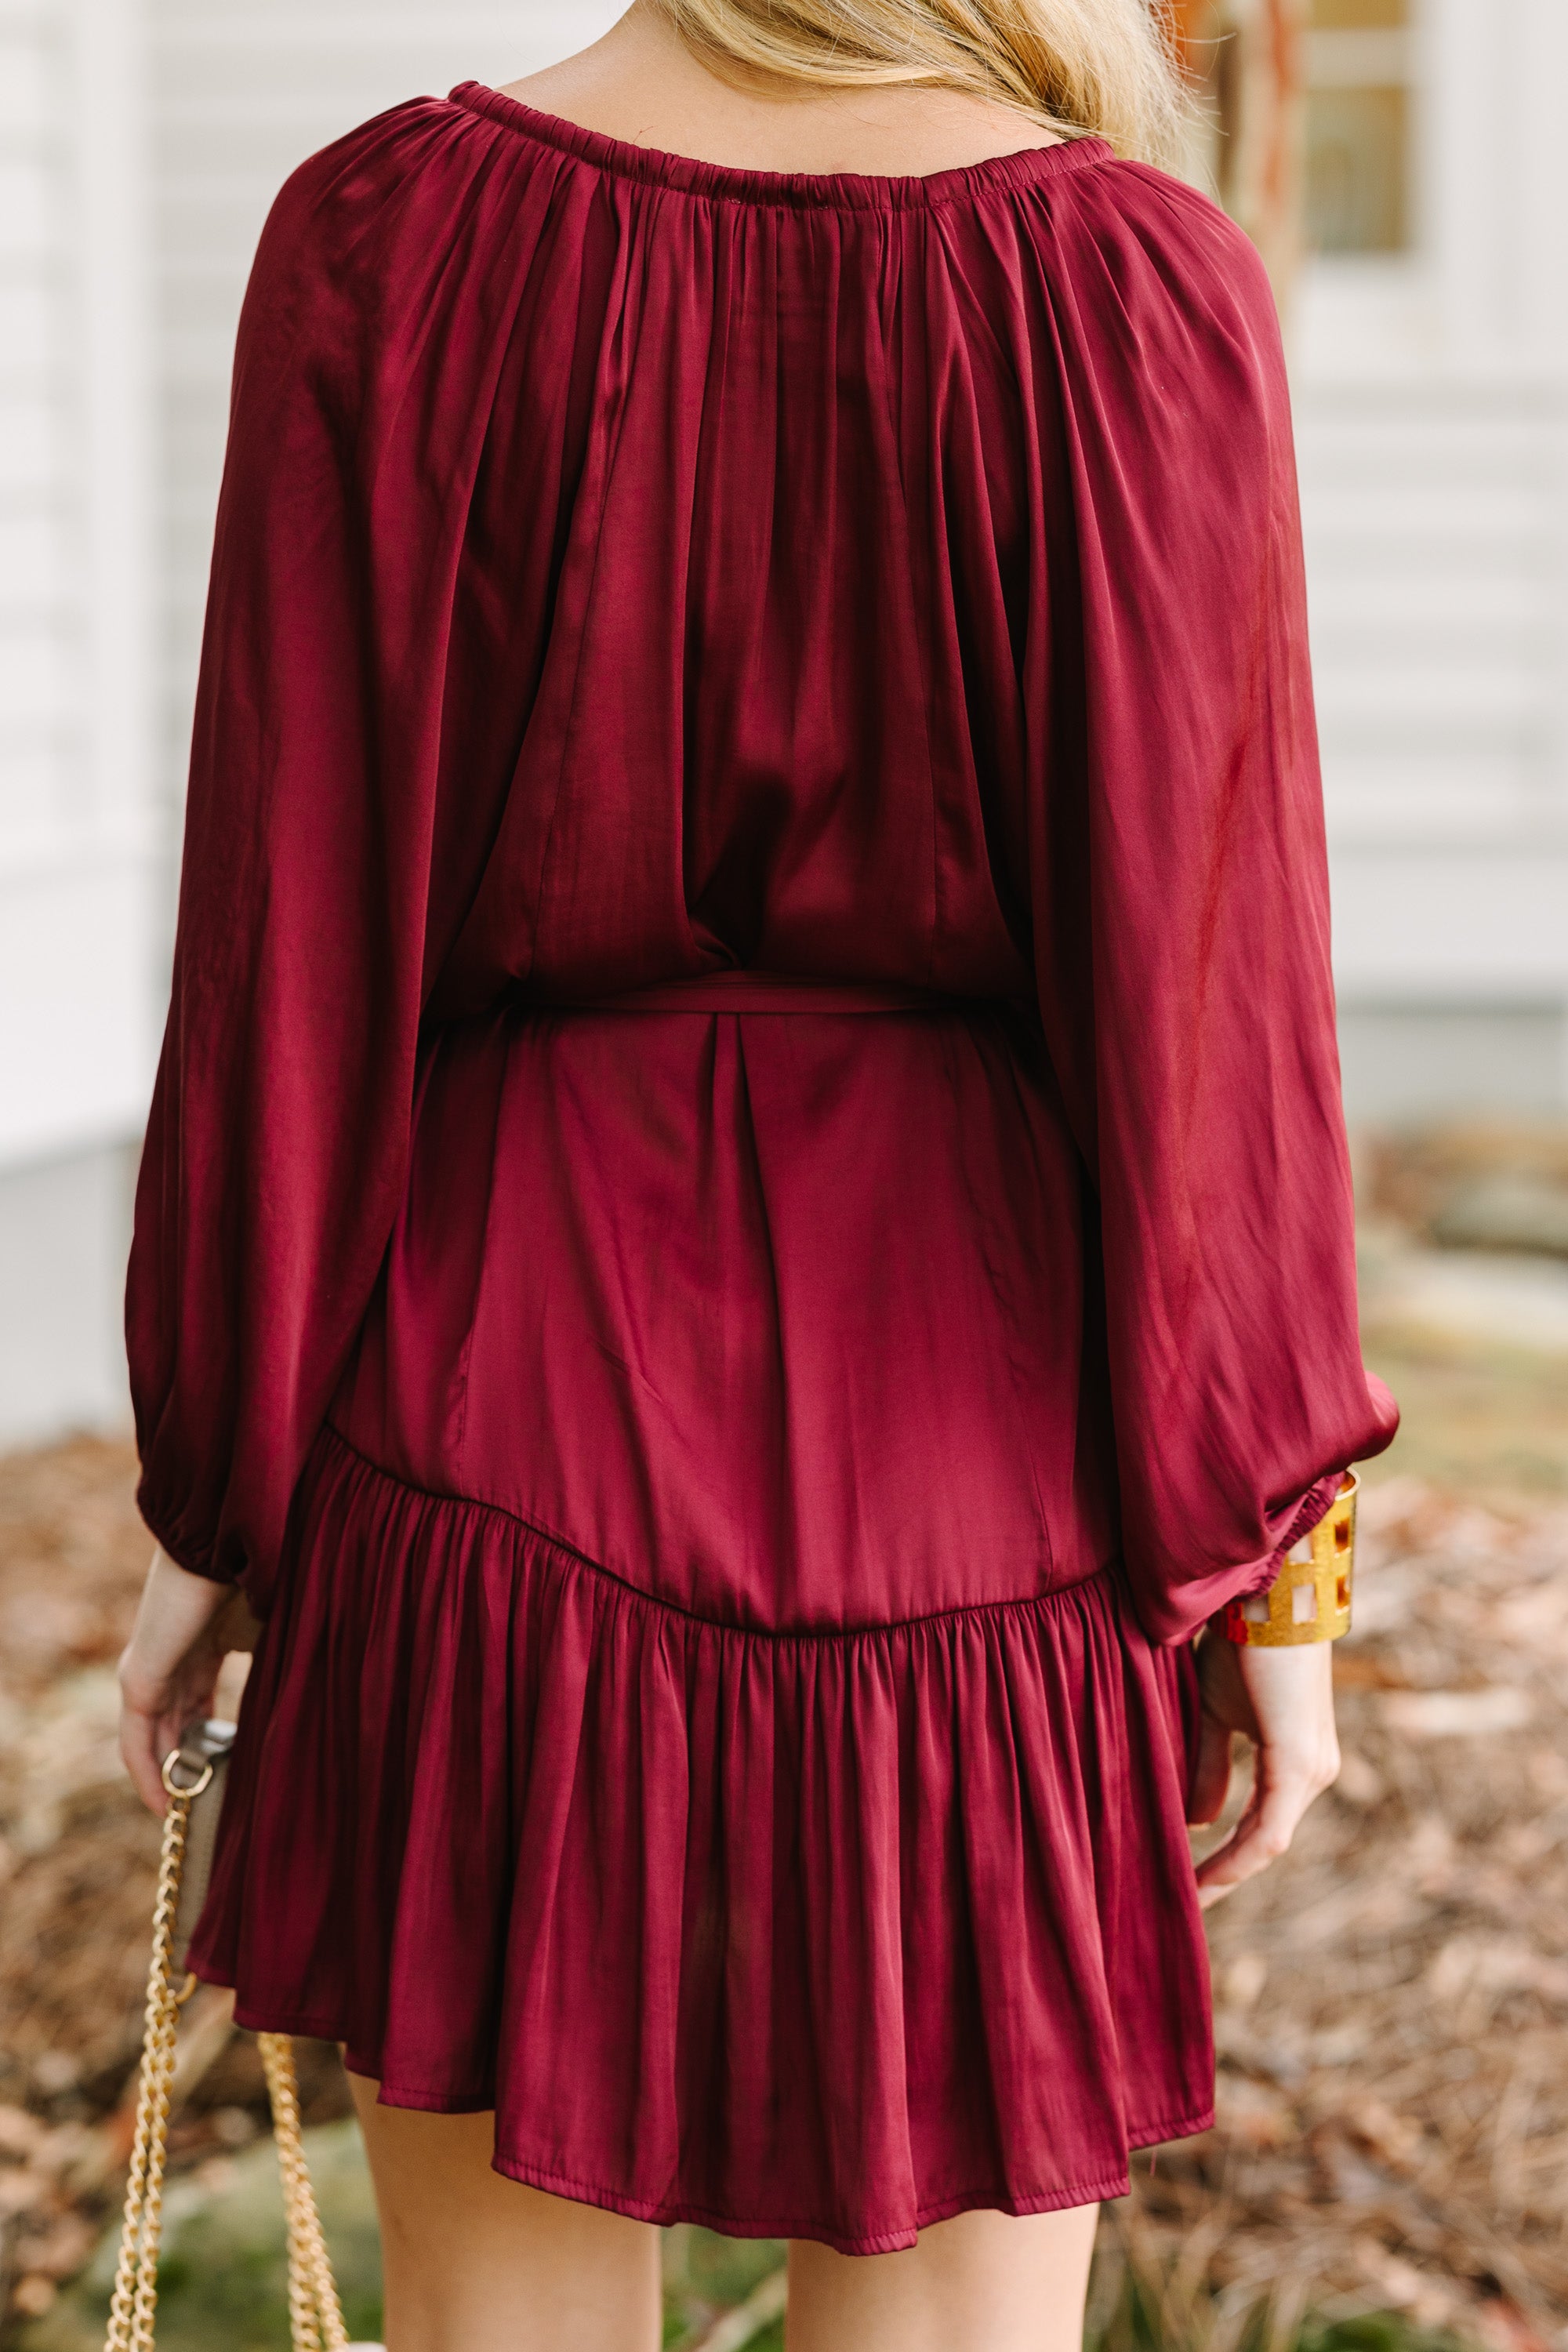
[214,1588,263,1656]
[1195,1742,1338,1909]
[1185,1710,1233,1828]
[120,1705,172,1817]
[117,1566,238,1817]
[1194,1786,1290,1909]
[118,1647,227,1816]
[1192,1635,1340,1904]
[1193,1633,1261,1746]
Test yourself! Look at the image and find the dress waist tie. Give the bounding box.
[541,971,981,1015]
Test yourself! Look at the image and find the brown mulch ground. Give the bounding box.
[1,1436,1566,2345]
[1143,1475,1568,2351]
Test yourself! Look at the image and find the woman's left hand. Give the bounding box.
[118,1547,260,1814]
[1188,1630,1340,1909]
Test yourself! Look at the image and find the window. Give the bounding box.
[1305,0,1414,254]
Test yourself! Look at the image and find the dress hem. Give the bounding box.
[209,1972,1214,2252]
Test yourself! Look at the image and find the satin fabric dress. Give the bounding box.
[125,84,1397,2252]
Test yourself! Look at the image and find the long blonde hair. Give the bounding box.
[649,0,1191,168]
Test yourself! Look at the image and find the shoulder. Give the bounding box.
[1034,153,1279,348]
[251,93,521,301]
[1023,151,1286,412]
[234,92,556,400]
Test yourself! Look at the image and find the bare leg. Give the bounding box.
[786,2203,1100,2352]
[347,2074,662,2352]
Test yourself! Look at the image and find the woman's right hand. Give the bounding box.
[118,1546,259,1814]
[1188,1632,1340,1908]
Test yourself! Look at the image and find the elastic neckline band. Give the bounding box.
[448,82,1112,212]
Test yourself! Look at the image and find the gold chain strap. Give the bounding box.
[103,1755,205,2351]
[258,2034,349,2351]
[103,1754,350,2352]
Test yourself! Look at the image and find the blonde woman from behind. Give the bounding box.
[118,0,1393,2346]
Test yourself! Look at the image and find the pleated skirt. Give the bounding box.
[191,1420,1213,2253]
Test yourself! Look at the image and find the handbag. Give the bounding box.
[103,1719,379,2351]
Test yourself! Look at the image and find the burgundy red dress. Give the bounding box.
[125,83,1397,2254]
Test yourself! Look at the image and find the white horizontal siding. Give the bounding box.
[0,0,158,1171]
[1300,0,1568,1038]
[0,15,77,863]
[1333,844,1568,999]
[0,848,162,1161]
[1299,378,1568,862]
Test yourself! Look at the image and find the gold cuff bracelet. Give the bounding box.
[1221,1472,1357,1647]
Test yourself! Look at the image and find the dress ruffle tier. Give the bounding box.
[191,1424,1215,2255]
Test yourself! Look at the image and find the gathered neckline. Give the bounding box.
[448,80,1112,212]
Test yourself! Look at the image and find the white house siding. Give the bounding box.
[1301,372,1568,1113]
[1298,0,1568,1115]
[0,0,155,1439]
